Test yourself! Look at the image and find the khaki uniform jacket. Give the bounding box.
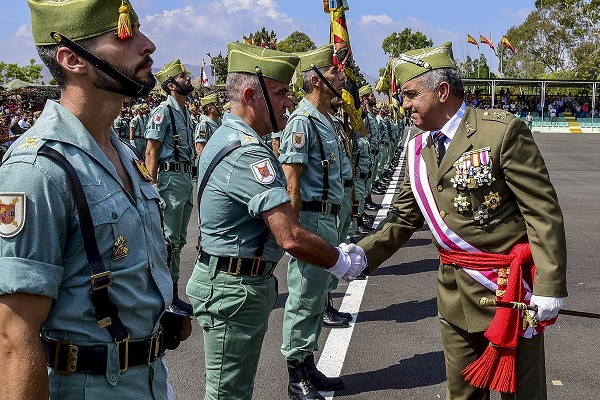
[358,106,567,332]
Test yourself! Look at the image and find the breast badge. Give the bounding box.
[451,147,495,190]
[250,158,276,185]
[113,236,128,260]
[483,192,501,211]
[452,194,470,212]
[0,193,26,238]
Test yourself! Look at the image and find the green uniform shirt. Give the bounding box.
[365,111,380,151]
[331,114,353,181]
[194,114,220,144]
[279,98,344,205]
[145,95,195,164]
[129,114,148,138]
[0,100,171,395]
[198,113,290,262]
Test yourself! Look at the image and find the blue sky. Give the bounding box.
[1,0,534,81]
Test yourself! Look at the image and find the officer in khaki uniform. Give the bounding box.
[194,93,222,156]
[129,104,148,157]
[357,42,567,400]
[186,42,364,400]
[145,59,196,315]
[0,1,172,399]
[279,45,350,395]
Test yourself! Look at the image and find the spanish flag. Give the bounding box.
[467,34,479,48]
[480,34,495,51]
[243,35,251,45]
[501,36,515,54]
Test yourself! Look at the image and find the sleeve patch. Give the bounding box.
[292,132,305,149]
[250,158,276,185]
[153,113,164,125]
[0,193,26,238]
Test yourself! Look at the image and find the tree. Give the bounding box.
[277,31,316,53]
[247,27,277,49]
[0,59,43,85]
[381,28,433,58]
[208,52,228,85]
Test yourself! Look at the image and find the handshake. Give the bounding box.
[328,243,368,282]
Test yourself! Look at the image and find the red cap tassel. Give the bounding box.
[117,1,133,40]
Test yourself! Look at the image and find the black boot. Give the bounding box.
[327,294,352,322]
[170,282,194,316]
[303,353,345,391]
[287,359,324,400]
[323,307,349,328]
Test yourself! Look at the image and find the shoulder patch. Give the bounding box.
[250,158,276,185]
[292,132,305,149]
[0,193,26,238]
[153,113,164,125]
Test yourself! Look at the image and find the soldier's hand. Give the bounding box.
[342,252,366,282]
[327,247,352,279]
[530,295,564,321]
[129,139,136,148]
[339,243,367,265]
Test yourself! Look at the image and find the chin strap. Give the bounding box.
[51,31,154,97]
[311,65,342,99]
[254,67,279,133]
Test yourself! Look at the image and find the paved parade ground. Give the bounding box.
[166,130,600,399]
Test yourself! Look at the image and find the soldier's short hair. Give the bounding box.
[226,72,264,109]
[420,68,464,98]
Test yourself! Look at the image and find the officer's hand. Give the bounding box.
[530,295,564,321]
[327,247,351,279]
[339,243,367,265]
[342,252,366,282]
[129,139,136,148]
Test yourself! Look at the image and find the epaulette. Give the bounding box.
[2,135,47,163]
[481,109,514,125]
[239,133,259,146]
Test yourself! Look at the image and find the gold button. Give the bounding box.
[440,211,446,219]
[437,185,443,192]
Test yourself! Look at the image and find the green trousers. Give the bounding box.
[187,258,278,400]
[338,186,354,245]
[157,170,194,282]
[134,138,146,160]
[346,177,367,242]
[281,211,339,362]
[440,317,547,400]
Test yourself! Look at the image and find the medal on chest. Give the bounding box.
[450,147,495,190]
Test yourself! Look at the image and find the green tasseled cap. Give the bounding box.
[200,94,219,106]
[155,59,190,85]
[392,42,457,87]
[359,84,374,97]
[227,42,300,84]
[297,44,335,72]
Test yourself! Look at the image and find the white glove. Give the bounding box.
[343,252,366,282]
[339,243,367,264]
[327,247,351,279]
[129,139,136,147]
[530,295,564,321]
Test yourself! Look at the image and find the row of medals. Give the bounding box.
[450,147,500,225]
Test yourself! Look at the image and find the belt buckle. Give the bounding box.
[54,339,78,375]
[163,162,171,171]
[174,162,180,172]
[250,256,262,276]
[185,164,191,173]
[148,331,162,365]
[227,257,242,275]
[90,271,112,292]
[116,334,131,373]
[321,200,329,214]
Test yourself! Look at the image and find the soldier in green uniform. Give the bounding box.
[346,117,372,238]
[272,85,299,158]
[129,104,148,157]
[358,42,567,400]
[194,93,222,156]
[279,44,350,394]
[145,59,196,315]
[186,42,364,400]
[0,1,173,399]
[359,84,382,222]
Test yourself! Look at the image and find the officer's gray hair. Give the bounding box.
[420,68,464,98]
[226,72,264,108]
[302,66,328,95]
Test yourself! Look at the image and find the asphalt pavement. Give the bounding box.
[166,130,600,400]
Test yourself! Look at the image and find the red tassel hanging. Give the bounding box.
[117,0,133,40]
[462,343,517,393]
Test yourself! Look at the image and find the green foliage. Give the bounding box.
[457,54,494,79]
[381,28,433,58]
[208,52,228,85]
[247,27,277,48]
[351,64,367,88]
[0,59,43,85]
[278,31,316,53]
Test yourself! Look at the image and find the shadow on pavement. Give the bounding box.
[357,297,437,324]
[337,351,446,395]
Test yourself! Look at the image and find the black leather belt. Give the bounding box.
[359,172,368,179]
[371,149,379,155]
[199,250,275,276]
[42,333,164,375]
[160,161,194,174]
[301,200,341,215]
[344,179,353,188]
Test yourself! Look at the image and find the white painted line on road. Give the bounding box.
[318,129,412,399]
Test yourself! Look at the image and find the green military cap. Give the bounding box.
[223,102,231,111]
[200,94,219,106]
[297,44,335,72]
[133,104,141,111]
[392,41,457,87]
[227,42,299,84]
[28,0,139,46]
[155,59,190,85]
[359,84,374,97]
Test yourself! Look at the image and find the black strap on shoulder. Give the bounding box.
[167,105,180,163]
[197,140,242,202]
[305,116,330,203]
[37,146,130,342]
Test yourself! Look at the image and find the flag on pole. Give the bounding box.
[200,59,209,87]
[467,34,479,48]
[270,38,277,50]
[243,35,251,45]
[501,36,515,54]
[480,34,495,51]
